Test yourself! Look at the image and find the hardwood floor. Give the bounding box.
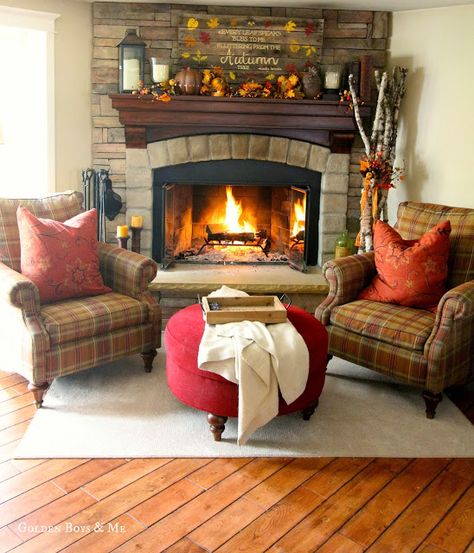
[0,370,473,553]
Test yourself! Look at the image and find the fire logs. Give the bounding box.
[205,225,266,244]
[197,225,270,255]
[292,230,305,242]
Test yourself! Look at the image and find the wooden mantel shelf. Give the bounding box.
[109,93,371,153]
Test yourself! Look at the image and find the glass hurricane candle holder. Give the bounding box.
[324,64,343,92]
[150,57,170,84]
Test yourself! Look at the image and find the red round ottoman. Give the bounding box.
[165,303,328,441]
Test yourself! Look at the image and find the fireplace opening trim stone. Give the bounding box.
[125,133,349,266]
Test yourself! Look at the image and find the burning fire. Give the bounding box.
[291,196,306,237]
[224,186,255,232]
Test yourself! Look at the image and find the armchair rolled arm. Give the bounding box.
[425,280,474,355]
[424,280,474,391]
[315,252,376,325]
[98,243,158,299]
[435,280,474,321]
[0,261,41,315]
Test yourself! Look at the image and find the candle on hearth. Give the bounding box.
[130,215,143,228]
[117,225,129,238]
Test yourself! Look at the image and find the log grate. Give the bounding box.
[197,225,271,256]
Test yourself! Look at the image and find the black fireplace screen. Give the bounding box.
[153,160,321,272]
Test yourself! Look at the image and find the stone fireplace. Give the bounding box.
[110,93,370,267]
[125,133,350,266]
[93,4,386,319]
[92,4,388,269]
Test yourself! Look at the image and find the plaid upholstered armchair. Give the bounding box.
[315,202,474,418]
[0,191,161,407]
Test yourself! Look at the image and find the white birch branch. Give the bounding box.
[371,72,388,149]
[348,73,371,156]
[350,65,408,252]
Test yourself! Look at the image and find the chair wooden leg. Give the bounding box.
[302,399,319,421]
[423,390,443,419]
[207,414,228,441]
[28,381,49,408]
[141,349,157,373]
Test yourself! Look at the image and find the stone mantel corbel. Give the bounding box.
[109,94,371,154]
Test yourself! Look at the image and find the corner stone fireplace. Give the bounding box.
[125,133,350,267]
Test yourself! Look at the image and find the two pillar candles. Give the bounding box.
[116,215,143,238]
[117,216,143,252]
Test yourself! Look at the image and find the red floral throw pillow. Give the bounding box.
[17,207,111,303]
[358,219,451,311]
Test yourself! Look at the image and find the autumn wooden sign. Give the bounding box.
[178,13,324,82]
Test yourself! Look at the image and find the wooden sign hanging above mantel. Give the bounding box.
[177,13,324,82]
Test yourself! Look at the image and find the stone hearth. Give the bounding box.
[150,264,328,326]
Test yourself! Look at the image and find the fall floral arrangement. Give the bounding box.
[200,67,230,97]
[132,79,177,102]
[234,80,273,98]
[339,89,353,111]
[131,65,313,101]
[359,152,403,191]
[199,67,300,99]
[275,73,304,99]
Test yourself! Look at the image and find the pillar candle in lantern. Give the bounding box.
[123,59,140,90]
[117,225,129,237]
[130,215,143,228]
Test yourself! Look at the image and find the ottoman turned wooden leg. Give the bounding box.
[207,413,228,441]
[302,399,319,421]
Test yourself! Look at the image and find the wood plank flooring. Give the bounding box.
[0,370,473,553]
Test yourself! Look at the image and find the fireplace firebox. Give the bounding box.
[153,160,321,271]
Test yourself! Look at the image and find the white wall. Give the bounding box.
[388,5,474,222]
[0,0,91,193]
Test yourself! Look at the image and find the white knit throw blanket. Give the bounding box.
[198,286,309,445]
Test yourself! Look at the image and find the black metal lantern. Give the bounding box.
[117,28,146,93]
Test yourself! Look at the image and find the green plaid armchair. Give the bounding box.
[0,191,161,407]
[315,202,474,418]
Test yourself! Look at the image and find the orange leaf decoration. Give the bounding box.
[184,35,197,48]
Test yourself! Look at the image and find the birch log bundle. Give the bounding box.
[349,66,408,253]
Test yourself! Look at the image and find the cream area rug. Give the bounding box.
[15,349,474,458]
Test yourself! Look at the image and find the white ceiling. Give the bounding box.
[87,0,474,12]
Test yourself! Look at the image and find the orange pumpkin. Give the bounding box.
[174,67,201,95]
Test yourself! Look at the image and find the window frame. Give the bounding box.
[0,6,59,194]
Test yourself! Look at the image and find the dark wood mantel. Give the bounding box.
[109,94,371,153]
